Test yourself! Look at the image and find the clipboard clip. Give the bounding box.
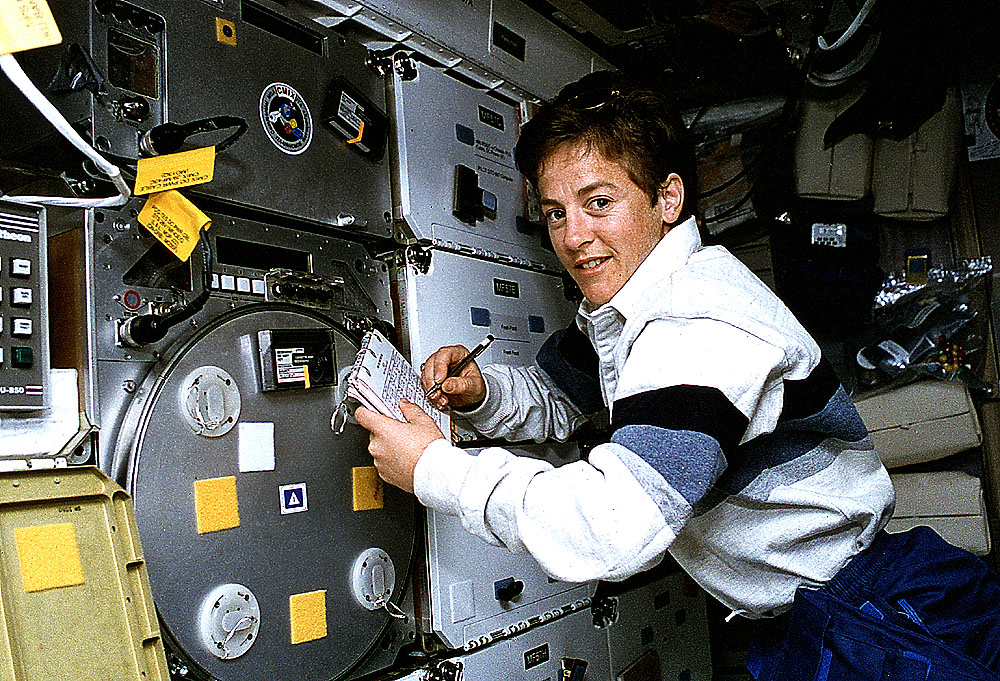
[331,400,350,435]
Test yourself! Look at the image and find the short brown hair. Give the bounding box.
[515,71,697,221]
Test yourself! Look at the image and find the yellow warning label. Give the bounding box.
[15,523,85,592]
[0,0,62,56]
[137,190,211,262]
[352,466,384,511]
[194,476,240,534]
[134,146,216,195]
[289,590,327,644]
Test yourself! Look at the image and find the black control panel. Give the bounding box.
[0,202,48,410]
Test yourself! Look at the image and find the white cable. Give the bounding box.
[817,0,879,51]
[0,52,131,207]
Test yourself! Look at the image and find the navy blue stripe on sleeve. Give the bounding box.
[536,324,604,414]
[612,385,749,459]
[780,357,841,421]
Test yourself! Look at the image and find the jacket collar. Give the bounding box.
[579,216,701,322]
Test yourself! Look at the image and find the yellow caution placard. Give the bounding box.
[352,466,384,511]
[194,476,240,534]
[134,147,215,195]
[15,523,85,592]
[289,590,327,644]
[0,0,62,55]
[137,190,211,262]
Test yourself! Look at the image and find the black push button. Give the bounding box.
[11,346,33,368]
[453,164,484,225]
[494,577,524,602]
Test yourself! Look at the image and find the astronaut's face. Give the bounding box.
[538,142,681,306]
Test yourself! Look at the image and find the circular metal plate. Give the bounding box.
[351,548,395,611]
[179,366,242,437]
[198,583,261,659]
[118,305,415,681]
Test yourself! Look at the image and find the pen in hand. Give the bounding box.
[425,334,495,398]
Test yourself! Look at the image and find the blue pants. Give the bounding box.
[747,527,1000,680]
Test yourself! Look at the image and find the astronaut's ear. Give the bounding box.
[657,174,684,225]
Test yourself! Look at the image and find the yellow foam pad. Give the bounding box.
[289,590,327,644]
[352,466,383,511]
[194,476,240,534]
[15,523,85,593]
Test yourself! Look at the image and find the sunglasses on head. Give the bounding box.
[564,86,621,111]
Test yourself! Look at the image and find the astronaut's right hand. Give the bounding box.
[421,344,487,411]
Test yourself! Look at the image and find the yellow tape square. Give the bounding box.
[15,523,85,593]
[194,476,240,534]
[137,190,211,262]
[215,17,236,46]
[352,466,383,511]
[0,0,62,56]
[134,147,216,195]
[289,590,327,644]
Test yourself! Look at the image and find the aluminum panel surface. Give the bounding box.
[430,640,511,681]
[390,62,560,270]
[294,0,603,100]
[432,605,612,681]
[393,248,577,435]
[41,187,406,681]
[424,442,594,649]
[375,0,486,64]
[606,565,713,681]
[400,33,463,67]
[44,195,409,680]
[392,247,592,648]
[485,0,603,95]
[504,606,612,681]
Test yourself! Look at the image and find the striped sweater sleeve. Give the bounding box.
[604,316,796,533]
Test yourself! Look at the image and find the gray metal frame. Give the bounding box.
[389,59,561,271]
[2,0,394,236]
[45,197,410,680]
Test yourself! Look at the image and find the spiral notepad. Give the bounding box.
[346,330,450,433]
